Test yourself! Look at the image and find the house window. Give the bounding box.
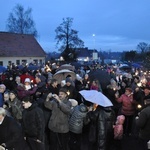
[8,61,12,65]
[39,59,42,65]
[22,60,27,65]
[0,61,3,66]
[33,59,38,65]
[16,60,20,65]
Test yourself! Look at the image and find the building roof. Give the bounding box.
[0,32,46,57]
[76,48,98,57]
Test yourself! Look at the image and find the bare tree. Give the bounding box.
[137,42,148,53]
[55,17,84,52]
[6,4,37,37]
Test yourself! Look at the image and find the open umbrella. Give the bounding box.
[28,65,40,71]
[0,66,7,73]
[56,64,75,71]
[119,64,131,71]
[0,145,5,150]
[88,69,112,90]
[79,90,113,107]
[53,69,76,83]
[132,63,143,68]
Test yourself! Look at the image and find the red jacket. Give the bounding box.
[117,94,136,116]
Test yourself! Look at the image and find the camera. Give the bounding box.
[52,94,55,97]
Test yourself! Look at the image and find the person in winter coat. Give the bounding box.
[0,107,29,150]
[20,69,36,84]
[24,78,34,90]
[22,96,45,150]
[113,115,125,140]
[44,87,72,150]
[105,78,122,117]
[69,103,89,150]
[63,77,78,99]
[113,115,125,150]
[8,90,23,123]
[82,74,91,90]
[86,105,115,150]
[47,78,60,95]
[16,83,37,101]
[0,84,6,107]
[35,75,47,99]
[135,99,150,150]
[90,79,102,93]
[115,87,137,136]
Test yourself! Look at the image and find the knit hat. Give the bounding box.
[22,96,33,103]
[10,90,17,97]
[59,87,68,95]
[36,75,46,82]
[65,77,72,83]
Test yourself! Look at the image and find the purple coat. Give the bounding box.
[17,85,37,100]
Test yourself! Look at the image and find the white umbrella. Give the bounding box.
[79,90,113,107]
[0,145,5,150]
[53,69,76,83]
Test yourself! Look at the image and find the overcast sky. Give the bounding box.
[1,0,150,52]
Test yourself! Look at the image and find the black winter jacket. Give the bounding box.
[0,116,28,150]
[87,106,115,150]
[136,104,150,140]
[22,102,45,141]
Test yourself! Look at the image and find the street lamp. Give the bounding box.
[92,34,95,49]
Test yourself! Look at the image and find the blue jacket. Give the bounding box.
[0,93,3,107]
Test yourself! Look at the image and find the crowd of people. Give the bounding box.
[0,62,150,150]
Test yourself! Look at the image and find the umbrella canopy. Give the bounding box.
[0,145,5,150]
[53,69,76,83]
[56,64,75,71]
[0,66,7,73]
[119,64,131,70]
[27,65,40,71]
[70,62,83,70]
[88,69,112,90]
[122,72,132,79]
[132,63,143,68]
[17,65,24,70]
[79,90,113,107]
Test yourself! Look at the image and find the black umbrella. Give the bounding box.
[70,62,82,70]
[88,69,112,90]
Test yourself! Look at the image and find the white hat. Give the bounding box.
[24,78,31,83]
[61,80,66,86]
[69,99,78,107]
[76,74,82,81]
